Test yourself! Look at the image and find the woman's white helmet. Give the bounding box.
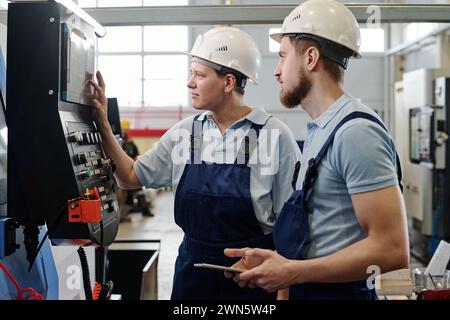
[186,26,261,84]
[270,0,361,66]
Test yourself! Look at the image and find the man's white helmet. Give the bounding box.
[186,27,261,84]
[271,0,361,65]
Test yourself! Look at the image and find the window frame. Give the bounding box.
[96,25,189,108]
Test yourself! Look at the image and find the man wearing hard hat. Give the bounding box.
[226,0,409,300]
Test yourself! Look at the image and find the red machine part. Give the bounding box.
[68,188,102,223]
[417,288,450,300]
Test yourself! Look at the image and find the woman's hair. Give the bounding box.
[215,68,247,95]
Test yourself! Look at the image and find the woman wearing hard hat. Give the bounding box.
[225,0,409,300]
[90,26,300,300]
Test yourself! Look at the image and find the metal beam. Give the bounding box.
[85,5,291,26]
[87,4,450,25]
[2,4,450,26]
[385,24,450,56]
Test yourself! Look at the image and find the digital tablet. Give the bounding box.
[194,263,246,273]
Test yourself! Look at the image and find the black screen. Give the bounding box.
[107,97,122,137]
[60,24,95,106]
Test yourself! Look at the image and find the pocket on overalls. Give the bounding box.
[183,190,259,242]
[273,202,309,259]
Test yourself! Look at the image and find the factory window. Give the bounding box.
[98,26,142,52]
[144,26,188,52]
[0,0,8,9]
[0,127,6,144]
[360,28,385,53]
[98,0,142,7]
[404,23,439,43]
[78,0,96,7]
[79,0,188,7]
[97,26,189,108]
[268,28,281,53]
[269,27,385,54]
[143,0,188,5]
[144,55,188,106]
[97,55,142,107]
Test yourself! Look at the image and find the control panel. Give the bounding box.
[6,2,120,250]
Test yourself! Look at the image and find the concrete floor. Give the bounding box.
[115,190,183,300]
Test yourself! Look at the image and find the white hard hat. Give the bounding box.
[186,27,261,84]
[271,0,361,66]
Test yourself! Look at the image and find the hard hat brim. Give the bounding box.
[269,33,362,59]
[270,33,283,44]
[184,52,258,85]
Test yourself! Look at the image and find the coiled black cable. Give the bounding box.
[77,246,93,300]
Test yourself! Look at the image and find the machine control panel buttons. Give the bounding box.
[71,132,103,145]
[101,159,112,166]
[76,152,88,164]
[79,169,93,180]
[106,200,118,212]
[69,131,83,143]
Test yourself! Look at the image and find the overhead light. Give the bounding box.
[0,0,9,10]
[55,0,106,38]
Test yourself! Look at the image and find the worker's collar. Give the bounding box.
[308,93,353,130]
[196,107,271,126]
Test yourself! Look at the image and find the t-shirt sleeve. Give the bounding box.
[331,119,399,194]
[134,117,193,189]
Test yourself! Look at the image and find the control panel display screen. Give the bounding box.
[410,107,434,163]
[61,24,95,106]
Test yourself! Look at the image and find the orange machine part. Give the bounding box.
[68,190,102,223]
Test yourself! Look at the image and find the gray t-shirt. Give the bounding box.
[297,93,399,259]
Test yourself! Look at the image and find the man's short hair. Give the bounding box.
[289,36,353,83]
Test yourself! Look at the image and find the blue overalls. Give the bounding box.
[273,112,403,300]
[170,115,277,300]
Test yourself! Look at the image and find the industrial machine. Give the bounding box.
[396,69,450,262]
[1,1,120,299]
[0,43,59,300]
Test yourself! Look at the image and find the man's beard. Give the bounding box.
[280,66,311,109]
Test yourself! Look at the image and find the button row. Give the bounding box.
[102,200,118,212]
[69,131,103,145]
[78,169,109,180]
